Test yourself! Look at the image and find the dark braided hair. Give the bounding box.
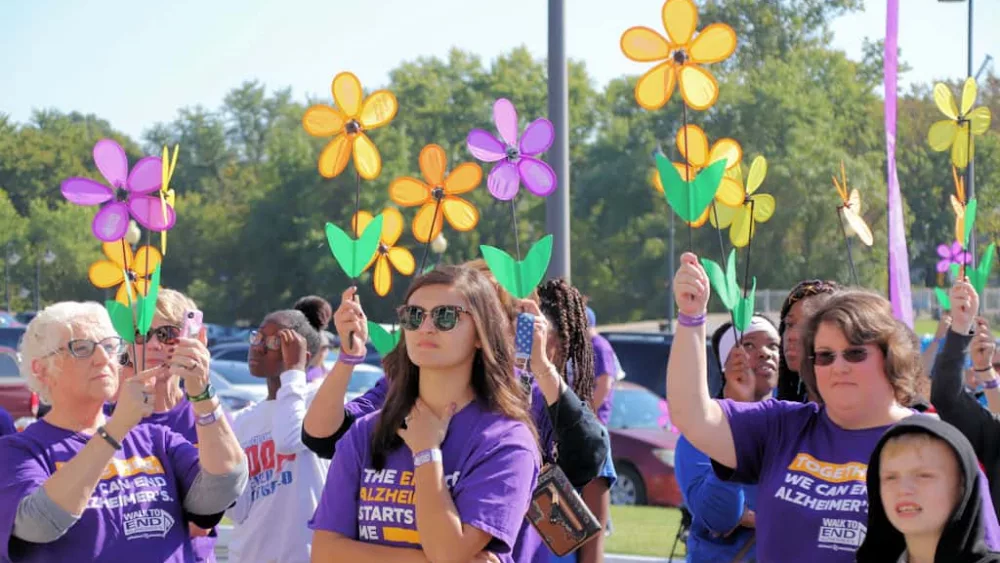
[776,279,840,402]
[537,279,595,408]
[293,295,333,332]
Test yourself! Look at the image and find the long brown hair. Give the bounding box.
[537,279,595,408]
[371,265,538,469]
[799,290,922,406]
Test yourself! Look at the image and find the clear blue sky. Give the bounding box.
[2,0,995,140]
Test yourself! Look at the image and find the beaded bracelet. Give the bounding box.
[677,312,707,328]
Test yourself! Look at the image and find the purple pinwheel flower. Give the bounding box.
[466,98,557,201]
[61,139,176,242]
[936,241,972,273]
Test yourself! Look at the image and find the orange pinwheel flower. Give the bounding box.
[351,207,415,297]
[389,144,482,243]
[302,72,399,180]
[650,124,742,227]
[88,240,162,305]
[620,0,737,111]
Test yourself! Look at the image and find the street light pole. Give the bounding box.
[546,0,571,282]
[35,249,56,311]
[4,245,20,312]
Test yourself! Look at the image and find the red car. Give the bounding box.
[608,381,683,507]
[0,345,40,422]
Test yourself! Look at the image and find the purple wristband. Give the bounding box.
[337,352,365,365]
[984,378,1000,390]
[677,312,706,327]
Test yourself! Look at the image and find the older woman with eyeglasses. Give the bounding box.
[0,302,247,562]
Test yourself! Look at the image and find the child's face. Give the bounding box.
[879,437,962,537]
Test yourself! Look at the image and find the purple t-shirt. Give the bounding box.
[591,335,618,426]
[344,375,389,418]
[308,400,539,561]
[306,366,325,383]
[0,419,202,562]
[715,400,1000,562]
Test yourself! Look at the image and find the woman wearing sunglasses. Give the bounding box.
[0,302,246,562]
[667,253,920,563]
[309,266,540,562]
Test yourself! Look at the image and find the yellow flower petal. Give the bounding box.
[387,247,416,276]
[353,133,382,180]
[673,161,697,182]
[103,240,132,268]
[709,139,742,170]
[969,107,992,135]
[951,123,971,169]
[750,194,775,223]
[927,120,958,152]
[678,64,719,111]
[318,134,352,179]
[373,255,393,297]
[620,26,671,62]
[332,72,363,118]
[89,260,125,288]
[745,156,767,195]
[419,144,447,186]
[360,90,398,130]
[689,23,737,64]
[675,124,709,168]
[302,105,346,137]
[710,202,738,229]
[960,77,977,117]
[352,210,374,237]
[650,168,664,193]
[715,177,744,207]
[635,62,676,111]
[842,208,873,247]
[442,196,480,232]
[662,0,697,46]
[380,207,405,246]
[730,208,754,247]
[444,163,482,195]
[933,84,958,120]
[115,283,138,306]
[412,203,444,243]
[687,207,710,228]
[389,177,431,207]
[133,246,162,277]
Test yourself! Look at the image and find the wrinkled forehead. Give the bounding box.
[66,315,116,342]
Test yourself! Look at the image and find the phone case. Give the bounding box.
[182,310,204,338]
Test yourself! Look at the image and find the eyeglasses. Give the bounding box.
[397,305,467,332]
[249,330,281,350]
[134,325,182,346]
[47,337,127,359]
[810,347,870,367]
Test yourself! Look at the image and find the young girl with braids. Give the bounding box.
[775,279,840,402]
[536,279,616,563]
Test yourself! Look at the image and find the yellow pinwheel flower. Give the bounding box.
[88,240,162,305]
[389,144,482,243]
[620,0,737,111]
[158,144,179,255]
[832,162,873,246]
[928,77,992,169]
[710,156,774,247]
[650,124,742,227]
[351,207,415,296]
[303,72,399,180]
[950,166,970,246]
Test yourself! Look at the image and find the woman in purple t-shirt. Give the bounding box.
[667,253,918,563]
[0,301,247,563]
[309,266,540,562]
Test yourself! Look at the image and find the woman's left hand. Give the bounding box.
[397,399,456,453]
[168,337,211,396]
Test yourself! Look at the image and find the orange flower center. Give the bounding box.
[672,50,688,65]
[345,120,361,135]
[431,187,445,201]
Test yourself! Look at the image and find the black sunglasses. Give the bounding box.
[810,347,869,367]
[135,325,182,346]
[48,337,127,359]
[397,305,467,332]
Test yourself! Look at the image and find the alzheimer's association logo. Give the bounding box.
[123,508,175,540]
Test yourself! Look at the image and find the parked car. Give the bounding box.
[209,357,385,405]
[608,381,683,507]
[601,331,723,399]
[0,345,41,421]
[0,312,23,327]
[212,339,383,367]
[0,327,26,351]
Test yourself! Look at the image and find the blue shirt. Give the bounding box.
[675,435,757,563]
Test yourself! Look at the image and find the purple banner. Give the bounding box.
[885,0,913,327]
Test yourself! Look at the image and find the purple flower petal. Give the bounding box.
[92,202,130,242]
[61,177,113,206]
[937,244,951,259]
[487,161,521,201]
[518,157,557,197]
[951,241,964,258]
[93,139,128,188]
[129,195,176,231]
[493,98,520,147]
[519,118,555,156]
[127,156,163,194]
[467,129,506,162]
[937,259,952,273]
[959,251,972,265]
